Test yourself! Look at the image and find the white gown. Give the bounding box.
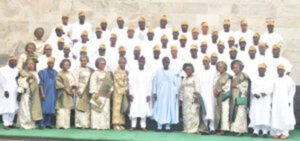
[0,66,19,115]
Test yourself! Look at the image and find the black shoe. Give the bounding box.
[4,126,10,130]
[252,133,258,137]
[9,125,16,128]
[156,129,162,132]
[165,129,172,132]
[263,134,268,138]
[210,131,216,135]
[46,126,53,129]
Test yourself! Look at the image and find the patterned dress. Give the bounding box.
[179,75,200,133]
[229,72,249,133]
[112,68,129,125]
[89,70,113,130]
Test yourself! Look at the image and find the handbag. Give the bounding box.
[221,91,232,101]
[235,91,247,105]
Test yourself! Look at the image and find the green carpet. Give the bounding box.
[0,126,299,141]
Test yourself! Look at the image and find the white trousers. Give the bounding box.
[131,117,146,128]
[204,119,215,131]
[253,125,269,134]
[271,129,289,136]
[157,123,171,130]
[2,113,15,126]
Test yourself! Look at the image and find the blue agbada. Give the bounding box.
[152,69,180,125]
[38,68,58,114]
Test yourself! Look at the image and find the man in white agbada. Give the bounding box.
[72,30,91,59]
[49,14,71,39]
[261,19,283,53]
[70,11,93,43]
[243,46,259,80]
[128,56,151,131]
[160,34,171,58]
[125,45,140,72]
[198,56,217,132]
[270,64,296,139]
[180,21,190,37]
[225,47,238,76]
[209,30,219,54]
[235,19,254,46]
[89,27,104,58]
[46,25,72,48]
[99,19,111,41]
[186,44,202,76]
[199,22,212,44]
[36,44,53,71]
[51,37,65,57]
[105,34,120,72]
[111,17,128,40]
[216,41,228,62]
[148,45,162,76]
[171,27,180,43]
[199,41,210,59]
[268,44,292,77]
[256,42,271,63]
[249,63,273,137]
[189,27,200,45]
[136,17,147,41]
[142,27,156,59]
[120,25,139,58]
[219,19,235,43]
[168,46,185,78]
[0,55,19,129]
[176,34,190,61]
[237,37,249,62]
[154,15,172,41]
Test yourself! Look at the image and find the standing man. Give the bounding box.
[249,63,273,137]
[261,19,283,52]
[199,56,217,133]
[70,11,93,43]
[38,57,58,128]
[0,55,19,129]
[219,19,235,43]
[235,19,254,45]
[271,64,296,139]
[152,57,180,131]
[128,56,152,131]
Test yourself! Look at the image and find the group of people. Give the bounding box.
[0,11,296,139]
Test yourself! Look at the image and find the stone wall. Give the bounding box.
[0,0,299,84]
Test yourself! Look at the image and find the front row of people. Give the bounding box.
[0,54,295,139]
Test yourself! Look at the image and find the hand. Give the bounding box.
[146,96,150,102]
[4,91,9,98]
[194,98,199,103]
[94,93,100,99]
[261,93,266,97]
[65,88,73,95]
[77,90,82,97]
[128,94,134,101]
[72,39,78,43]
[153,94,157,101]
[254,94,260,99]
[231,85,237,89]
[42,94,46,101]
[107,92,112,99]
